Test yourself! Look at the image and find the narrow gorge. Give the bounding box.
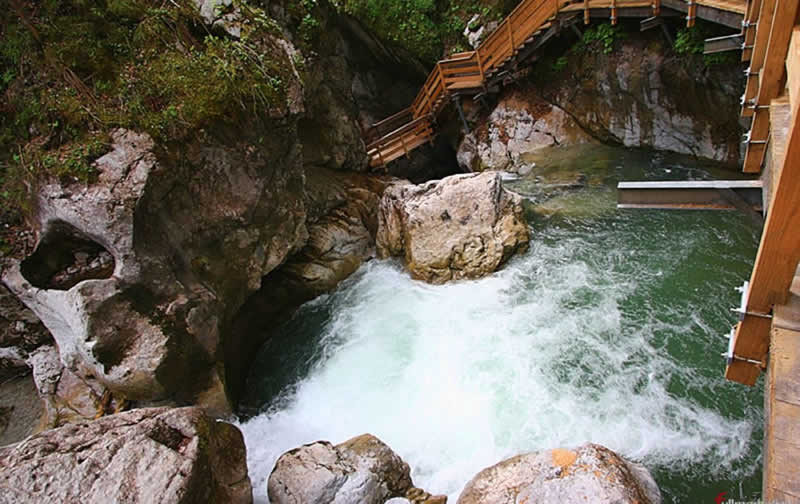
[0,0,771,503]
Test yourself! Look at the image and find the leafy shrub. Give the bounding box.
[580,23,625,54]
[0,0,295,219]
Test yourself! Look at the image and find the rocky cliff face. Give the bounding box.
[458,33,744,170]
[0,0,432,415]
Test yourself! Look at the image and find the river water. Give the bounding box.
[238,144,764,504]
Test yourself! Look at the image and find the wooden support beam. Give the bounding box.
[742,0,763,61]
[687,0,697,27]
[653,0,661,16]
[704,33,744,54]
[584,0,590,25]
[611,0,618,25]
[617,180,763,210]
[726,72,800,384]
[641,16,663,31]
[741,0,777,117]
[743,0,800,172]
[789,28,800,111]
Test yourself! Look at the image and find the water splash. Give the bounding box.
[238,146,763,503]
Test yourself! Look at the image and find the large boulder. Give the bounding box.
[457,444,661,504]
[268,433,414,504]
[0,406,252,504]
[376,172,530,283]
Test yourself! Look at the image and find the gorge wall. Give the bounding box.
[1,8,747,429]
[458,28,745,173]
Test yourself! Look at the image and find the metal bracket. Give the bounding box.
[722,327,767,368]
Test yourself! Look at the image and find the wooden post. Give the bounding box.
[584,0,590,25]
[742,0,799,173]
[726,87,800,384]
[741,0,777,117]
[611,0,617,25]
[377,145,386,167]
[653,0,660,16]
[475,50,486,86]
[742,0,763,61]
[507,20,515,56]
[686,1,696,28]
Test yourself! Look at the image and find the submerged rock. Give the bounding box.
[0,406,252,504]
[376,172,530,284]
[268,433,414,504]
[457,443,661,504]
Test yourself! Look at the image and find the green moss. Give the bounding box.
[335,0,504,64]
[0,0,296,220]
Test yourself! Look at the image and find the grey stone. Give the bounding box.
[268,433,413,504]
[457,443,661,504]
[376,172,530,284]
[0,406,252,504]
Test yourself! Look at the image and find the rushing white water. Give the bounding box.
[238,179,762,503]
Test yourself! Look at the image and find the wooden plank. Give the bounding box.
[755,0,799,105]
[727,81,800,384]
[585,0,591,24]
[653,0,661,16]
[788,27,800,111]
[743,0,799,172]
[741,0,777,117]
[704,33,744,53]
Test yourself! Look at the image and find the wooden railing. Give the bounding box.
[364,0,747,167]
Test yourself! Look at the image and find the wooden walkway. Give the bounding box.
[364,0,748,168]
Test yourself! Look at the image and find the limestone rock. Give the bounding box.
[457,93,593,173]
[0,406,252,504]
[376,172,530,283]
[268,433,413,504]
[1,126,308,415]
[536,37,743,164]
[0,284,51,379]
[457,444,661,504]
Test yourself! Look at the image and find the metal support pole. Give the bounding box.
[453,95,470,134]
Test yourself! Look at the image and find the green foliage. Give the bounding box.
[702,51,738,67]
[335,0,503,63]
[580,23,625,54]
[0,0,295,219]
[551,55,568,72]
[674,27,704,55]
[674,25,739,66]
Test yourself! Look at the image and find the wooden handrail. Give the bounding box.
[366,0,748,167]
[370,107,412,130]
[366,115,432,150]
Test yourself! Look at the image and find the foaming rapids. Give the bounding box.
[238,203,762,503]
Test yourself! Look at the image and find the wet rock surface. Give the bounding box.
[457,93,593,173]
[0,406,252,504]
[268,433,414,504]
[460,34,744,169]
[457,443,661,504]
[376,172,530,283]
[0,285,52,380]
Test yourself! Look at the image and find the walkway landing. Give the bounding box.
[765,272,800,503]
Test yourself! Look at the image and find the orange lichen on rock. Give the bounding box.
[551,448,578,469]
